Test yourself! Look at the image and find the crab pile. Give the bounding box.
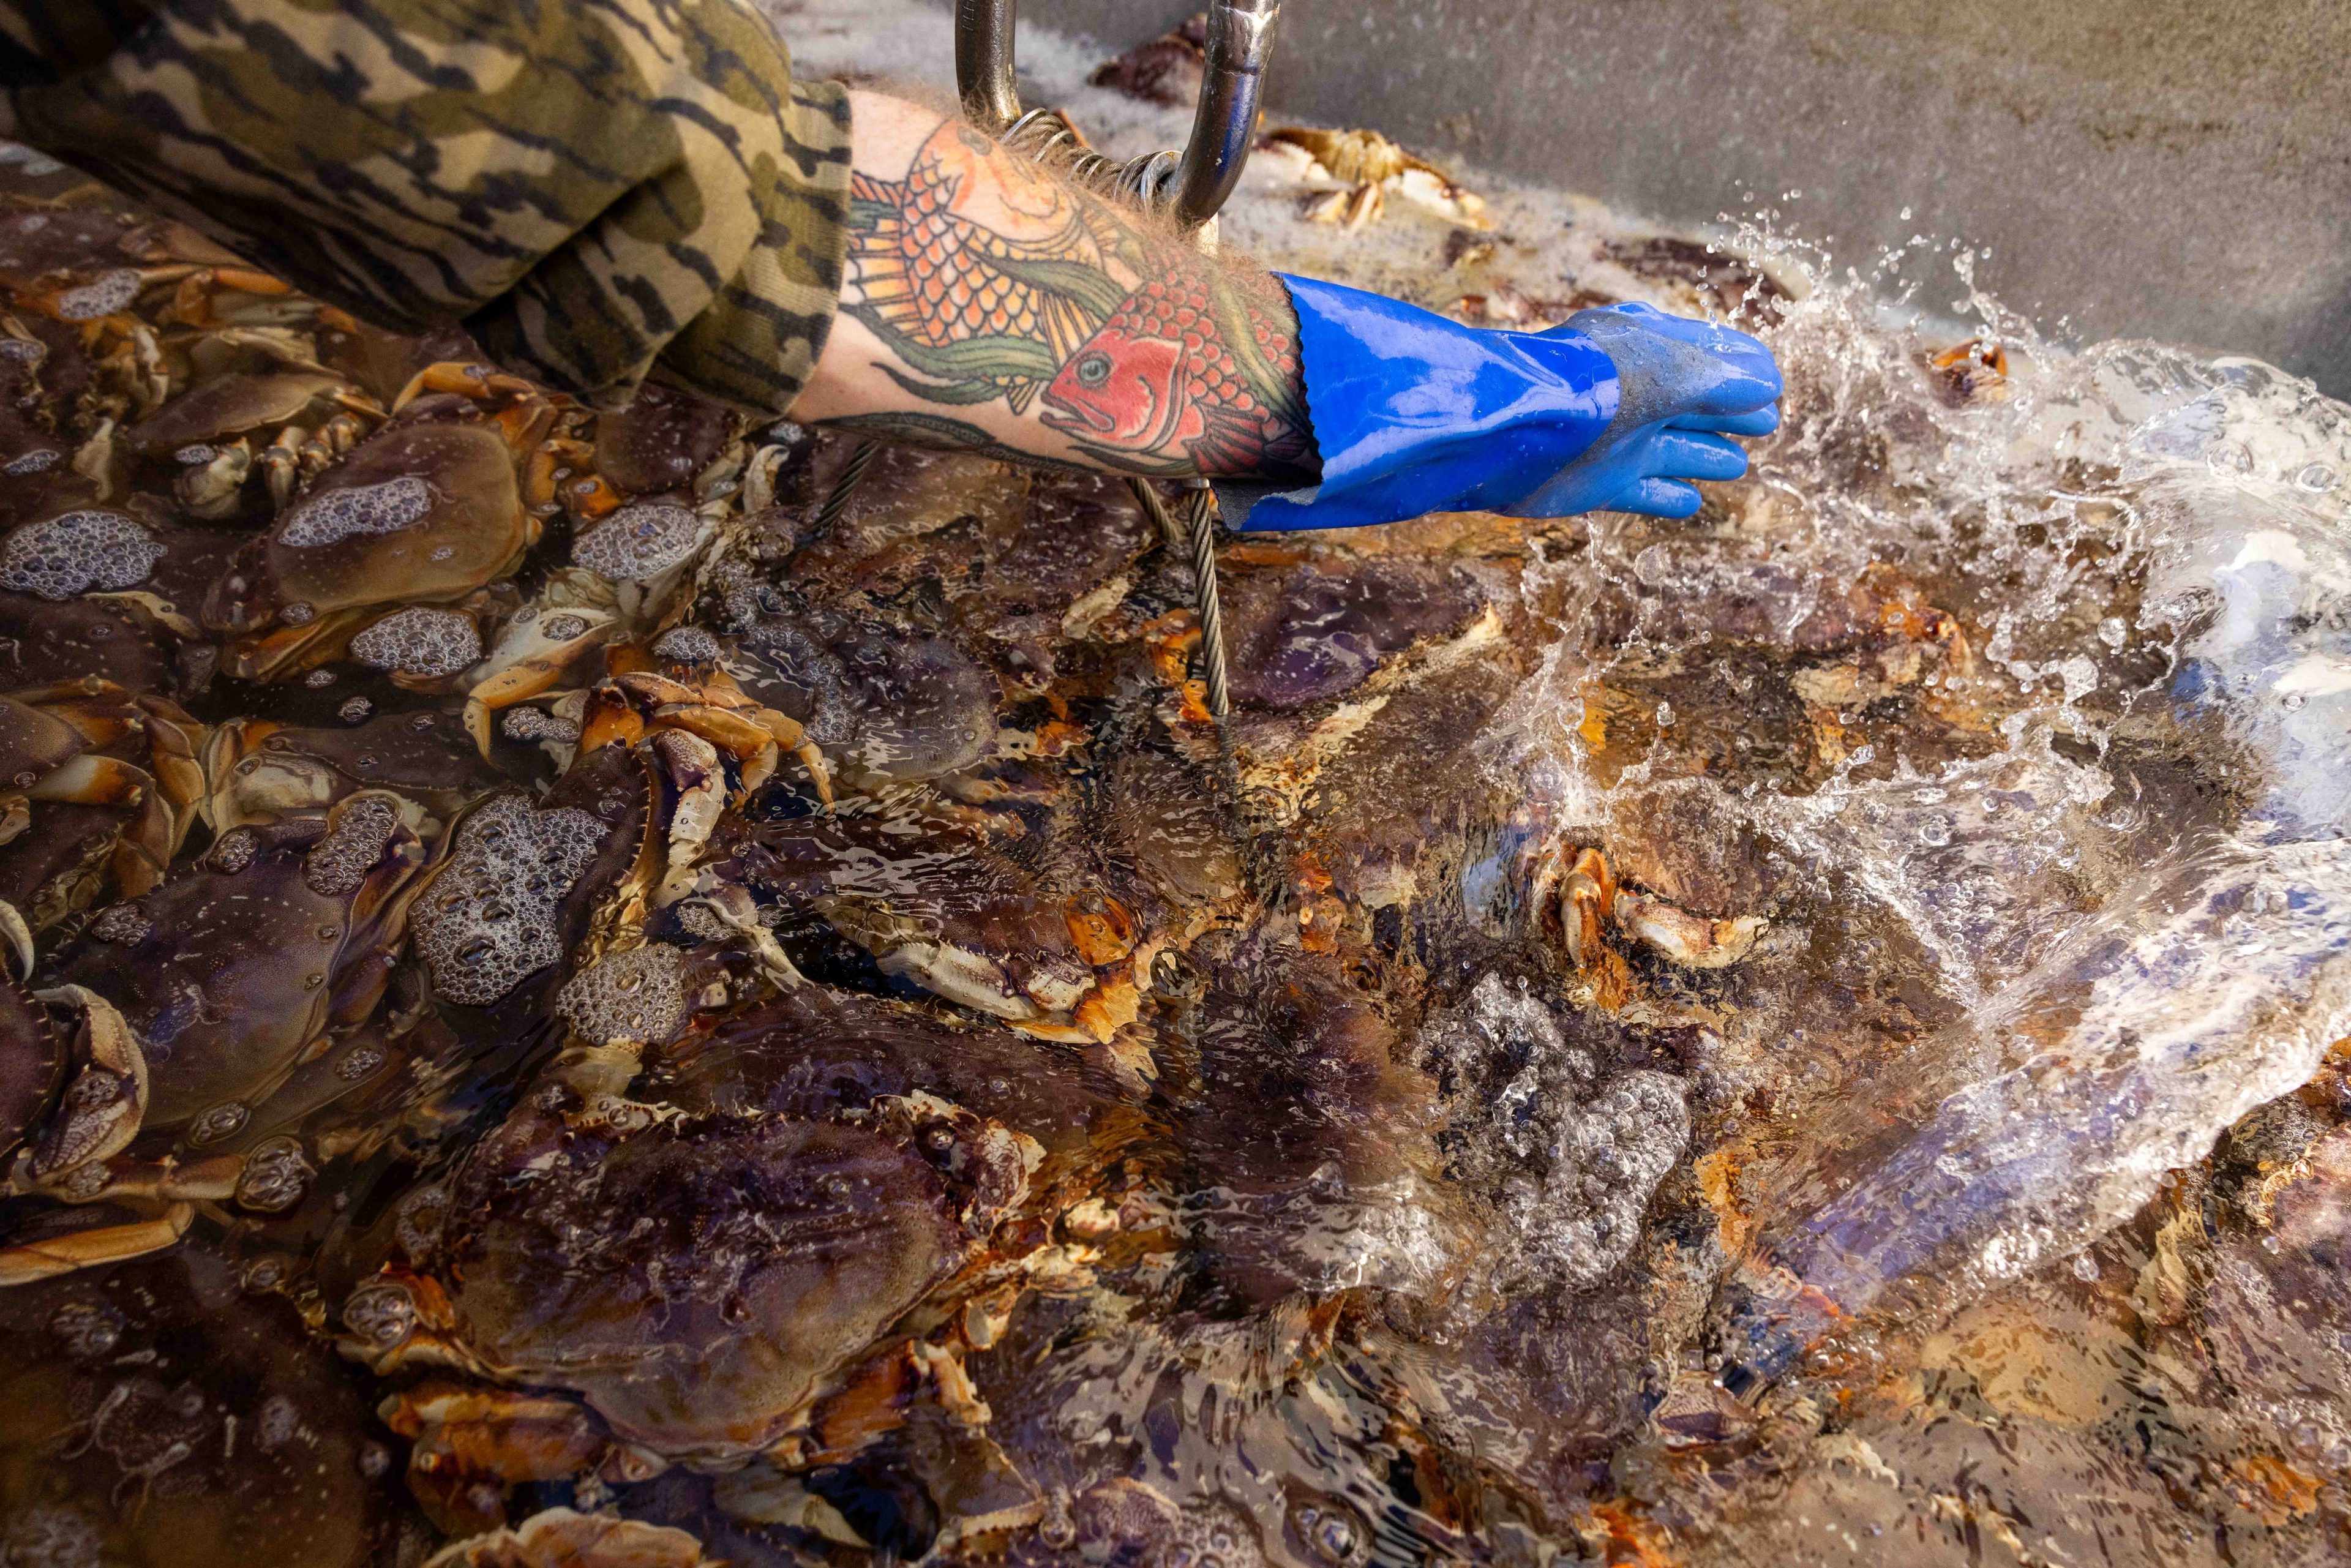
[2,133,2350,1568]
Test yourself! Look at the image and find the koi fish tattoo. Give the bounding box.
[840,119,1318,484]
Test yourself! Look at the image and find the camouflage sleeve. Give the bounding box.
[0,0,853,416]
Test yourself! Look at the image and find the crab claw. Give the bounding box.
[16,987,147,1185]
[1557,847,1618,970]
[648,729,726,906]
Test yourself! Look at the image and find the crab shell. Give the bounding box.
[347,1043,1046,1472]
[126,367,360,458]
[724,808,1146,1043]
[204,386,552,680]
[56,788,427,1133]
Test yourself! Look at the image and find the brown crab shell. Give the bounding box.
[592,380,735,497]
[58,789,427,1130]
[204,408,537,640]
[206,710,506,834]
[437,1107,970,1458]
[124,368,352,458]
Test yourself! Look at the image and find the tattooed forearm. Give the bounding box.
[791,96,1320,486]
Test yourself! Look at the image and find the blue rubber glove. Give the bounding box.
[1231,277,1781,531]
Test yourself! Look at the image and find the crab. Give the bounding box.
[332,983,1116,1540]
[0,789,429,1280]
[127,364,386,515]
[1259,126,1488,230]
[1513,836,1766,1007]
[708,778,1158,1046]
[200,360,564,682]
[577,666,831,809]
[0,199,362,511]
[0,676,204,940]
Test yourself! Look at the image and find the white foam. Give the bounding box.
[55,268,140,321]
[304,793,399,896]
[411,793,612,1005]
[572,502,705,580]
[233,1135,317,1213]
[1419,975,1689,1291]
[208,827,260,874]
[654,625,722,663]
[0,509,163,600]
[501,706,581,743]
[277,475,434,549]
[556,943,689,1046]
[348,606,482,678]
[89,904,150,944]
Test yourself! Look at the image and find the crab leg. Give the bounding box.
[0,1202,193,1286]
[391,361,541,411]
[744,708,834,807]
[24,753,149,808]
[34,697,143,748]
[576,688,646,752]
[1614,889,1765,969]
[651,703,780,793]
[0,901,31,978]
[680,886,806,989]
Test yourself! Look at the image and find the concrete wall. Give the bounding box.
[1033,0,2351,394]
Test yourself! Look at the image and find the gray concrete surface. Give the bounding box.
[1029,0,2351,394]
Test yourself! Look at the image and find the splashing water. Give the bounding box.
[1480,228,2351,1318]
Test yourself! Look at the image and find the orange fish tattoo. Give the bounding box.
[847,124,1128,412]
[1040,272,1311,478]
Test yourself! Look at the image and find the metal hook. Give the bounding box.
[956,0,1281,231]
[954,0,1022,135]
[1165,0,1281,231]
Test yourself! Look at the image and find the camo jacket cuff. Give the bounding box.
[0,0,853,418]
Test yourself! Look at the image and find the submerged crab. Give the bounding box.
[0,1247,401,1565]
[0,790,427,1279]
[201,364,558,681]
[335,984,1118,1541]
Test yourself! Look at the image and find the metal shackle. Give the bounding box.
[953,0,1281,231]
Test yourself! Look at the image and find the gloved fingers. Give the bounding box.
[1670,405,1781,438]
[1614,476,1704,519]
[1648,429,1750,482]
